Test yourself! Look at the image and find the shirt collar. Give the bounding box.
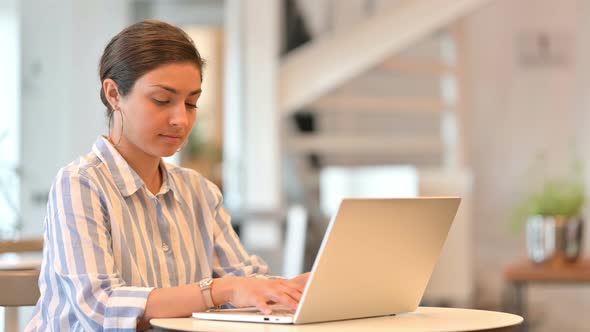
[92,136,181,203]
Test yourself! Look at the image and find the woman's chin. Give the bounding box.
[161,149,179,158]
[152,144,181,158]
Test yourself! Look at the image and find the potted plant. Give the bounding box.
[512,158,586,264]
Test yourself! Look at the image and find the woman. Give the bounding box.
[26,20,309,331]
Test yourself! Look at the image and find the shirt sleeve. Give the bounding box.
[45,169,153,331]
[206,182,270,278]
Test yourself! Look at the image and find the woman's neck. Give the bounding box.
[110,138,162,195]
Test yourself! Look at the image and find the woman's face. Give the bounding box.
[117,62,202,159]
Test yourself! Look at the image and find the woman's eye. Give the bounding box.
[153,99,170,105]
[185,103,198,110]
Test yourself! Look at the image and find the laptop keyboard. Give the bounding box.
[257,309,293,317]
[208,306,294,317]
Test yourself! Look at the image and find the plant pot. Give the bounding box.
[526,215,584,264]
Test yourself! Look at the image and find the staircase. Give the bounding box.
[283,19,472,168]
[280,0,491,115]
[280,0,488,306]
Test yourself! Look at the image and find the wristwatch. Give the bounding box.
[199,277,216,309]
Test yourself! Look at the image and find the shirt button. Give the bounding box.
[162,243,170,252]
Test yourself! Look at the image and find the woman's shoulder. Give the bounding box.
[53,151,105,188]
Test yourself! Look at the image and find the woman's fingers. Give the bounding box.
[267,291,299,311]
[231,277,308,313]
[254,295,272,315]
[276,283,302,303]
[277,279,305,294]
[265,281,304,311]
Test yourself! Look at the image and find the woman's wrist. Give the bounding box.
[211,277,235,306]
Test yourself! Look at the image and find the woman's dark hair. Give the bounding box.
[99,20,205,123]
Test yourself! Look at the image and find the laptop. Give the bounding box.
[193,197,461,324]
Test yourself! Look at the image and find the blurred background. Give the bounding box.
[1,0,590,331]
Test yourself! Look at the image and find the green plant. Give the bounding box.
[187,121,222,162]
[511,158,586,232]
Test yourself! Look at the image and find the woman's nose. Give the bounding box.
[170,104,189,127]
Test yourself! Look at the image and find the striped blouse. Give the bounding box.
[25,136,269,331]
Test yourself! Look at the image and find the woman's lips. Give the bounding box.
[160,134,183,144]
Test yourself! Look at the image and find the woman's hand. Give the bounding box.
[213,276,308,314]
[290,272,310,288]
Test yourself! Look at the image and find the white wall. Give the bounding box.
[19,0,129,236]
[466,0,590,329]
[15,1,129,327]
[0,0,20,238]
[0,0,20,328]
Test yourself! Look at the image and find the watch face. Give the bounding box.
[200,278,213,288]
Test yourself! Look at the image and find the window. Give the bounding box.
[320,166,418,217]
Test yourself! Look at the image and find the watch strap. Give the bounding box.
[199,278,216,309]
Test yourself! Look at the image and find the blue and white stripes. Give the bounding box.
[25,136,268,331]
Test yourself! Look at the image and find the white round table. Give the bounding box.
[151,306,523,332]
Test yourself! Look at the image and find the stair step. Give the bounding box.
[316,153,442,167]
[287,135,442,154]
[311,95,448,113]
[379,56,455,76]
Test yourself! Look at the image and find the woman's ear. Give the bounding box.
[103,79,121,111]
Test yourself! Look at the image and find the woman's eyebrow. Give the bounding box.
[189,89,202,96]
[151,84,202,95]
